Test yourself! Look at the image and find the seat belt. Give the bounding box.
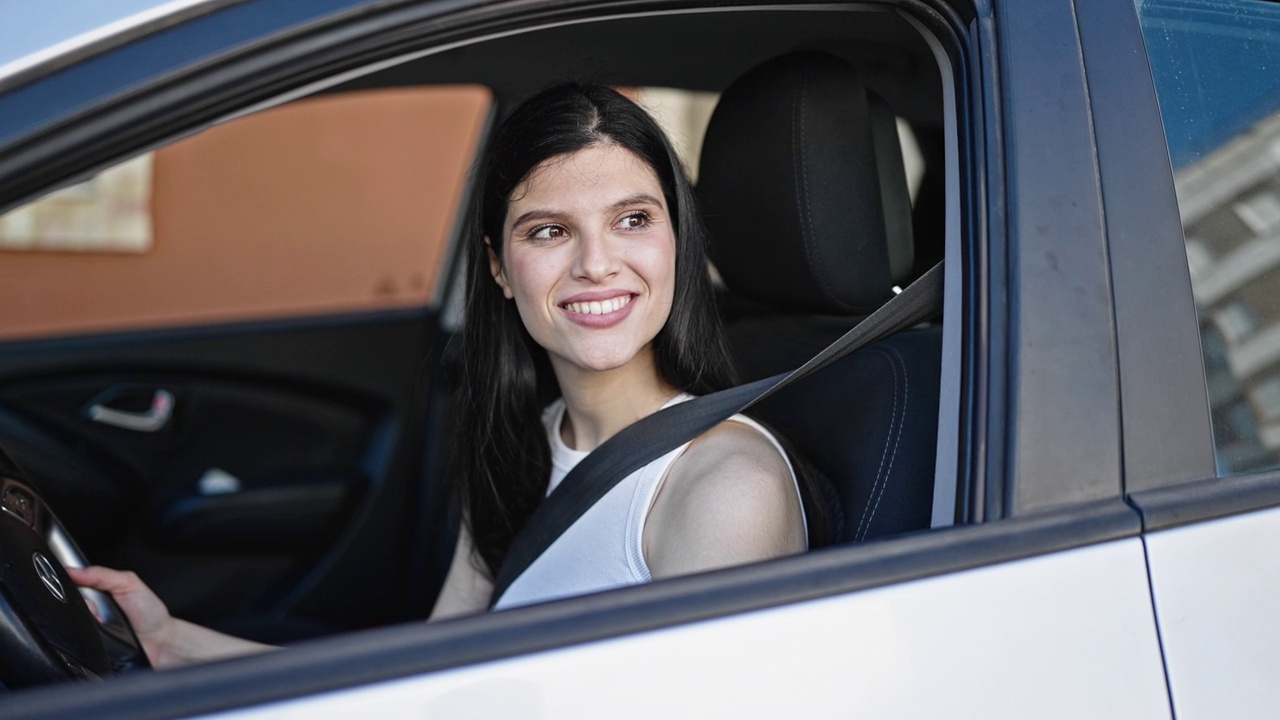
[490,262,945,606]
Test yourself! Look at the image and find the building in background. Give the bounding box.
[1178,109,1280,472]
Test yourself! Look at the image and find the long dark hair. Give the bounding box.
[452,84,739,576]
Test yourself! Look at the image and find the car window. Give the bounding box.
[1136,0,1280,474]
[628,87,717,180]
[0,84,490,341]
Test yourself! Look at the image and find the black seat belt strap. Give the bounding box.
[490,261,945,606]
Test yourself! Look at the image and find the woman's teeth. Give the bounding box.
[565,295,631,315]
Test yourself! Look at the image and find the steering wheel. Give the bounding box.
[0,447,149,688]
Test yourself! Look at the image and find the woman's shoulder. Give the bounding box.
[644,417,805,577]
[666,419,797,516]
[664,393,790,473]
[676,418,792,483]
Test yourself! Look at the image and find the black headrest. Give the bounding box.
[699,52,913,314]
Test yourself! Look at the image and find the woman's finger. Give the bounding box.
[66,565,145,595]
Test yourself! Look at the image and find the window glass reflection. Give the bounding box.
[1137,0,1280,474]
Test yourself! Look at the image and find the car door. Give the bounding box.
[0,3,484,640]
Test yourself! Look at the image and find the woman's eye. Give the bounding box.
[529,225,567,240]
[618,212,650,230]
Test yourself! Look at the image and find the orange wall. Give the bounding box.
[0,85,490,340]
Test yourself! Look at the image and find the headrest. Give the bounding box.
[699,52,913,314]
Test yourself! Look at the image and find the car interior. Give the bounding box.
[698,49,943,544]
[0,3,955,689]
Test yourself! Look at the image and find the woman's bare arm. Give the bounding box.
[428,523,494,620]
[68,525,488,671]
[643,420,806,579]
[68,566,274,669]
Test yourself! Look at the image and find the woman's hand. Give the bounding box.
[66,565,175,666]
[67,565,275,668]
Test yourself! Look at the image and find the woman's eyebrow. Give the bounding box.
[608,193,664,213]
[509,209,569,230]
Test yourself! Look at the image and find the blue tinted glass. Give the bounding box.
[1139,0,1280,167]
[1137,0,1280,475]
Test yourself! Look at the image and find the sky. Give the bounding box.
[0,0,185,71]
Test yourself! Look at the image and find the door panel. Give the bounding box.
[1145,504,1280,719]
[208,539,1171,719]
[1,371,378,553]
[0,313,446,637]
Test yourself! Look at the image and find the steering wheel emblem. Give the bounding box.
[32,552,66,603]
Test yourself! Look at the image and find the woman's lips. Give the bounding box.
[560,293,636,328]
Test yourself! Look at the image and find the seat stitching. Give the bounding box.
[855,347,905,539]
[790,83,808,279]
[855,346,906,540]
[792,72,833,304]
[853,347,895,538]
[861,346,908,539]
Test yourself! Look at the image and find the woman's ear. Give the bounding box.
[485,237,514,300]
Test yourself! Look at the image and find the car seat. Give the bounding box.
[698,51,944,542]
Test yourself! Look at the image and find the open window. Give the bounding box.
[0,0,985,712]
[0,86,489,340]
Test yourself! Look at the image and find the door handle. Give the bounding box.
[87,389,174,432]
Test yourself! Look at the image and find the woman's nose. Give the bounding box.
[572,230,619,281]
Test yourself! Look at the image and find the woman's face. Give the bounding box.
[489,143,676,378]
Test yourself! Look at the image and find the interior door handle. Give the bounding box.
[87,389,174,432]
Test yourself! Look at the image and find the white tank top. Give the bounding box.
[492,394,806,610]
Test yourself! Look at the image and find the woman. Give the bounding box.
[71,83,821,666]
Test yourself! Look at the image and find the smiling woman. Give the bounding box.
[70,81,825,658]
[443,82,822,613]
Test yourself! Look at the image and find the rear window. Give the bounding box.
[1136,0,1280,474]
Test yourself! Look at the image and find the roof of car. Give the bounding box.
[0,0,942,125]
[328,8,941,124]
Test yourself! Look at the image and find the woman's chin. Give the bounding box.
[574,355,635,374]
[555,345,655,376]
